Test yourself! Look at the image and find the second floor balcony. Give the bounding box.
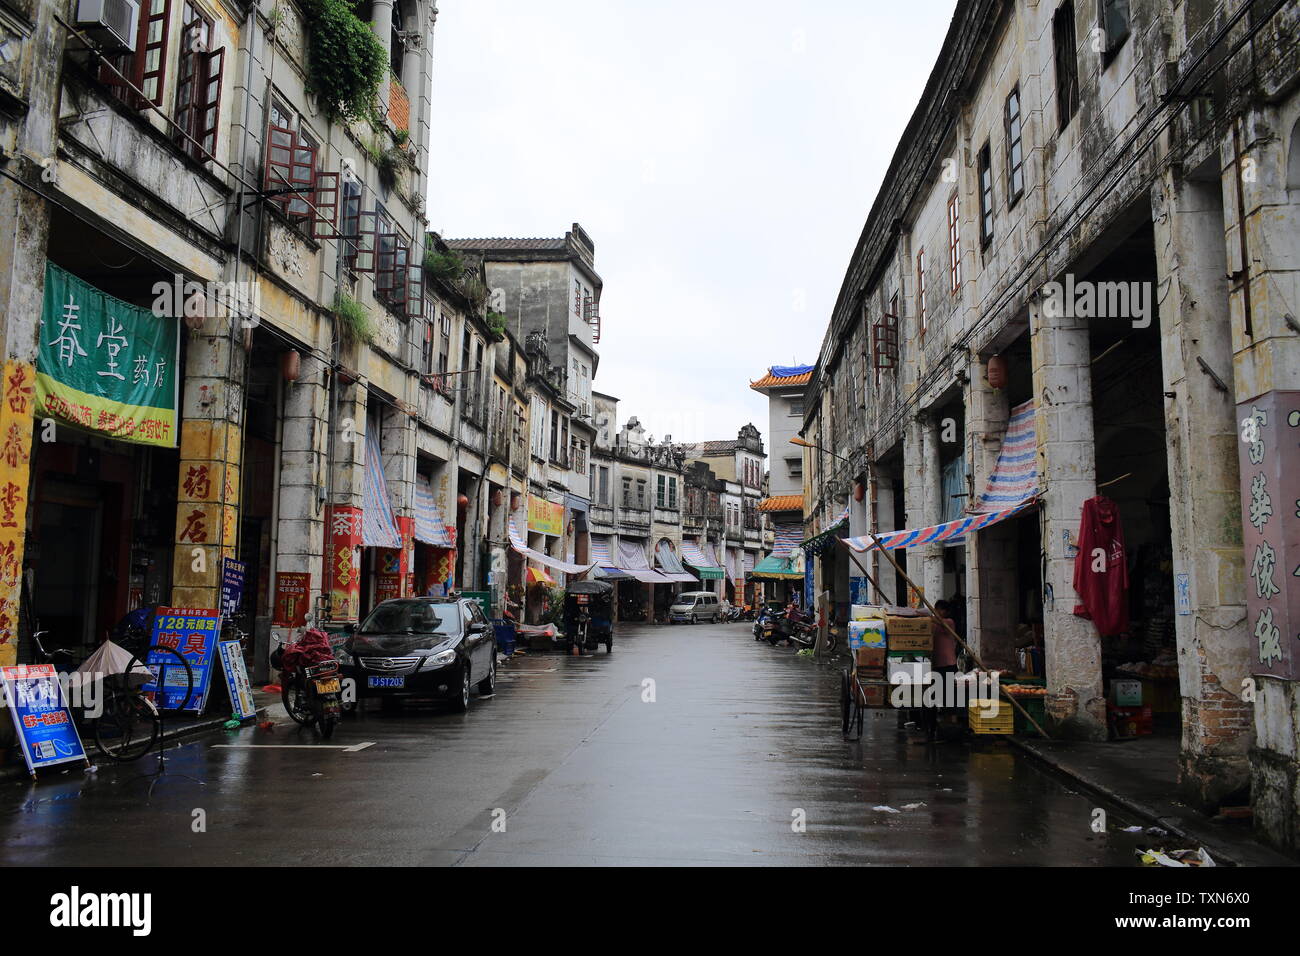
[618,506,651,530]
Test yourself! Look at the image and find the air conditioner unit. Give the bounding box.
[76,0,140,53]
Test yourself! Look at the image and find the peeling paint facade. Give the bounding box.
[801,0,1300,850]
[0,1,597,708]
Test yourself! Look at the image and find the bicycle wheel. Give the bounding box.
[94,691,160,761]
[141,645,194,712]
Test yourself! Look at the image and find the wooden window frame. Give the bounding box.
[977,142,994,249]
[947,192,962,292]
[916,247,927,336]
[1006,86,1025,206]
[1053,1,1080,131]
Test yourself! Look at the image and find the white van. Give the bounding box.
[669,591,721,624]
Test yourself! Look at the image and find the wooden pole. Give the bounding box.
[842,540,1051,740]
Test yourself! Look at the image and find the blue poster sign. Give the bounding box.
[217,640,257,720]
[221,558,246,619]
[144,606,220,712]
[1,664,87,774]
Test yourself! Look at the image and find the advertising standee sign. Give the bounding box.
[144,607,220,712]
[0,664,87,774]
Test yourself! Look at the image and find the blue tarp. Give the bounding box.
[770,364,814,378]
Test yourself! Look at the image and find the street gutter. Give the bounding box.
[1006,735,1296,867]
[0,705,268,785]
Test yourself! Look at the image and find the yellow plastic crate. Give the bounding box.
[968,698,1014,734]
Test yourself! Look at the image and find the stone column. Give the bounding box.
[902,417,925,605]
[325,382,367,621]
[919,413,945,603]
[274,352,329,625]
[370,0,395,116]
[966,353,1012,662]
[171,328,245,609]
[1228,105,1300,850]
[871,468,898,605]
[1150,170,1251,810]
[1030,298,1105,740]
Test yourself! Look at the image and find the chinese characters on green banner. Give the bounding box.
[36,262,179,447]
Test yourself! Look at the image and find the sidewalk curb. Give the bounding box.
[1,706,268,784]
[1005,735,1250,866]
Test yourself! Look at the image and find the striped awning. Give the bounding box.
[680,540,724,580]
[771,520,802,557]
[616,540,671,584]
[844,401,1040,554]
[843,499,1037,553]
[414,474,453,547]
[362,430,402,549]
[655,541,698,583]
[974,399,1039,511]
[508,518,596,575]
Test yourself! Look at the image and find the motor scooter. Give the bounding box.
[272,629,342,739]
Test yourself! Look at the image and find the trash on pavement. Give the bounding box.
[873,805,901,813]
[223,718,241,729]
[1137,847,1216,867]
[901,802,927,811]
[257,720,275,732]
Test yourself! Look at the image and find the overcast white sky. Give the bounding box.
[428,0,956,448]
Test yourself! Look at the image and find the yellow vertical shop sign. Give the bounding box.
[0,360,35,666]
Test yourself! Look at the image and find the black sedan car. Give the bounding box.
[338,596,497,711]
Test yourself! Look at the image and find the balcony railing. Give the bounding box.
[618,507,651,529]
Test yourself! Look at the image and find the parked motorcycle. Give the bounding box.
[273,629,342,739]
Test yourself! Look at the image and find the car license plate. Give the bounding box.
[315,678,341,694]
[367,676,404,689]
[576,594,589,604]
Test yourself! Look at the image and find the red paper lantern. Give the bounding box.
[491,489,503,508]
[457,494,470,513]
[281,350,301,382]
[986,355,1008,390]
[853,480,865,502]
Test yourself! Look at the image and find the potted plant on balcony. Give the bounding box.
[302,0,387,124]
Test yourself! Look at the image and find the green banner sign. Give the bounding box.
[36,262,179,447]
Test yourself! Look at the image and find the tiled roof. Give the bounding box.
[700,440,738,456]
[750,368,813,390]
[759,494,804,513]
[445,237,567,251]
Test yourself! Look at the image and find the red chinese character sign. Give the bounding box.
[273,572,311,627]
[327,505,363,620]
[0,360,34,666]
[1237,391,1300,681]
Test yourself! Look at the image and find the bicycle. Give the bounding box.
[31,630,194,762]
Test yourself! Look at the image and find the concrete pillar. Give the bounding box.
[325,383,367,621]
[920,413,945,604]
[902,417,925,606]
[370,0,395,115]
[967,354,1012,662]
[171,329,245,609]
[1150,170,1251,810]
[273,353,329,621]
[1030,299,1105,740]
[1228,105,1300,849]
[0,7,68,664]
[871,469,898,604]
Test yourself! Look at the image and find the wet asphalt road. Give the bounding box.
[0,621,1155,866]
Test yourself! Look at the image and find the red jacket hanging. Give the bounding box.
[1073,495,1129,636]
